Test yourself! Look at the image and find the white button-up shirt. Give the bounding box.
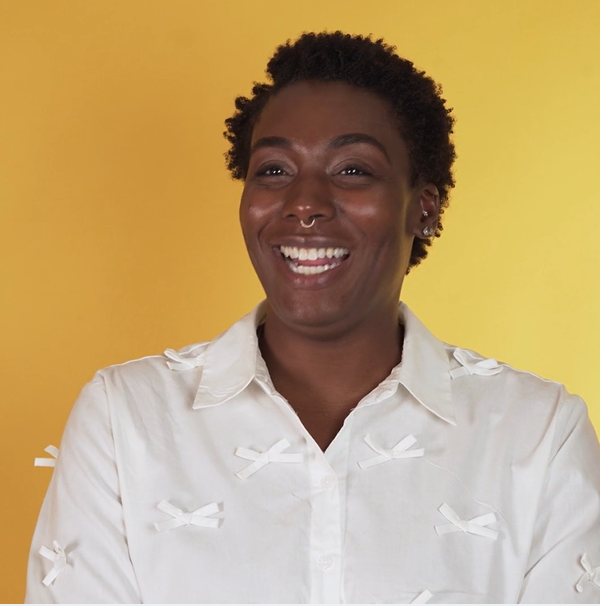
[26,303,600,603]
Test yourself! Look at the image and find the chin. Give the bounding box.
[266,292,353,333]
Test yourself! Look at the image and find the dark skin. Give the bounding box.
[240,81,440,450]
[257,324,406,450]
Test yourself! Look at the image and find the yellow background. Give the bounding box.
[2,0,599,601]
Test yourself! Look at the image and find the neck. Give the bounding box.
[259,304,403,449]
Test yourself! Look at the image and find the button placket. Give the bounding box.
[320,475,336,489]
[318,554,335,570]
[307,461,343,603]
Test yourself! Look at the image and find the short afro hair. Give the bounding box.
[224,31,456,271]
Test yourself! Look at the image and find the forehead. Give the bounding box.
[251,80,406,154]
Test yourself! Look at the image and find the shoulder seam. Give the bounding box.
[96,341,209,371]
[442,343,566,389]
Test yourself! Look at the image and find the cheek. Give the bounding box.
[348,196,406,236]
[239,192,261,238]
[240,187,278,224]
[351,203,413,267]
[239,193,275,263]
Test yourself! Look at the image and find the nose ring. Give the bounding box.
[300,216,316,228]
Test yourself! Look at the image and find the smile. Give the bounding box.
[279,246,350,275]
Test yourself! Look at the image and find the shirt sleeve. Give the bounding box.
[519,393,600,603]
[25,373,142,603]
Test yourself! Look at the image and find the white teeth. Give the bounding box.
[278,245,350,275]
[279,246,349,260]
[289,263,337,275]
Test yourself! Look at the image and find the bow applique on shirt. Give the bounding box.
[164,348,205,371]
[154,500,223,531]
[358,434,424,469]
[435,503,499,540]
[34,445,59,468]
[450,348,503,379]
[235,438,303,479]
[576,553,600,592]
[411,589,433,604]
[39,541,67,586]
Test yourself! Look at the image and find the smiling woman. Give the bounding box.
[25,32,600,604]
[239,80,437,448]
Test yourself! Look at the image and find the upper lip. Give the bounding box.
[271,236,352,249]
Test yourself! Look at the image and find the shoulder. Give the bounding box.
[400,302,586,425]
[437,344,600,487]
[442,342,590,434]
[444,342,578,397]
[98,340,209,385]
[67,340,211,430]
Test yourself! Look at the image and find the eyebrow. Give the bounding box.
[250,133,389,161]
[250,136,292,155]
[329,133,389,161]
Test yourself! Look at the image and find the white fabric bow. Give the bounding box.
[164,348,204,371]
[411,589,433,604]
[576,553,600,592]
[34,445,59,468]
[435,503,498,540]
[450,348,503,379]
[235,438,303,479]
[39,541,67,586]
[154,500,222,531]
[358,434,424,469]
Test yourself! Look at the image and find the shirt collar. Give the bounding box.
[395,302,456,426]
[192,302,266,409]
[192,301,456,426]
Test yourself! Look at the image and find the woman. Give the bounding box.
[26,32,600,603]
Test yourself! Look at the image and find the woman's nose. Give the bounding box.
[281,172,335,224]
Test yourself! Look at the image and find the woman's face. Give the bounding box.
[240,80,430,335]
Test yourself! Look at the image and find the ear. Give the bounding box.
[408,184,440,239]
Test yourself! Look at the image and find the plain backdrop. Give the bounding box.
[1,0,599,601]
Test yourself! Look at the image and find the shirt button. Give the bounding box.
[318,554,334,570]
[320,475,336,489]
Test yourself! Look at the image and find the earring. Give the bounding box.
[422,210,429,218]
[422,226,434,237]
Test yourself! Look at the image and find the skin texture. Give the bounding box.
[240,81,440,450]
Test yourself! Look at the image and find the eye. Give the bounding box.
[338,165,372,177]
[255,164,288,177]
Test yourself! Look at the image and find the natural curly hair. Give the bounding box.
[224,31,456,270]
